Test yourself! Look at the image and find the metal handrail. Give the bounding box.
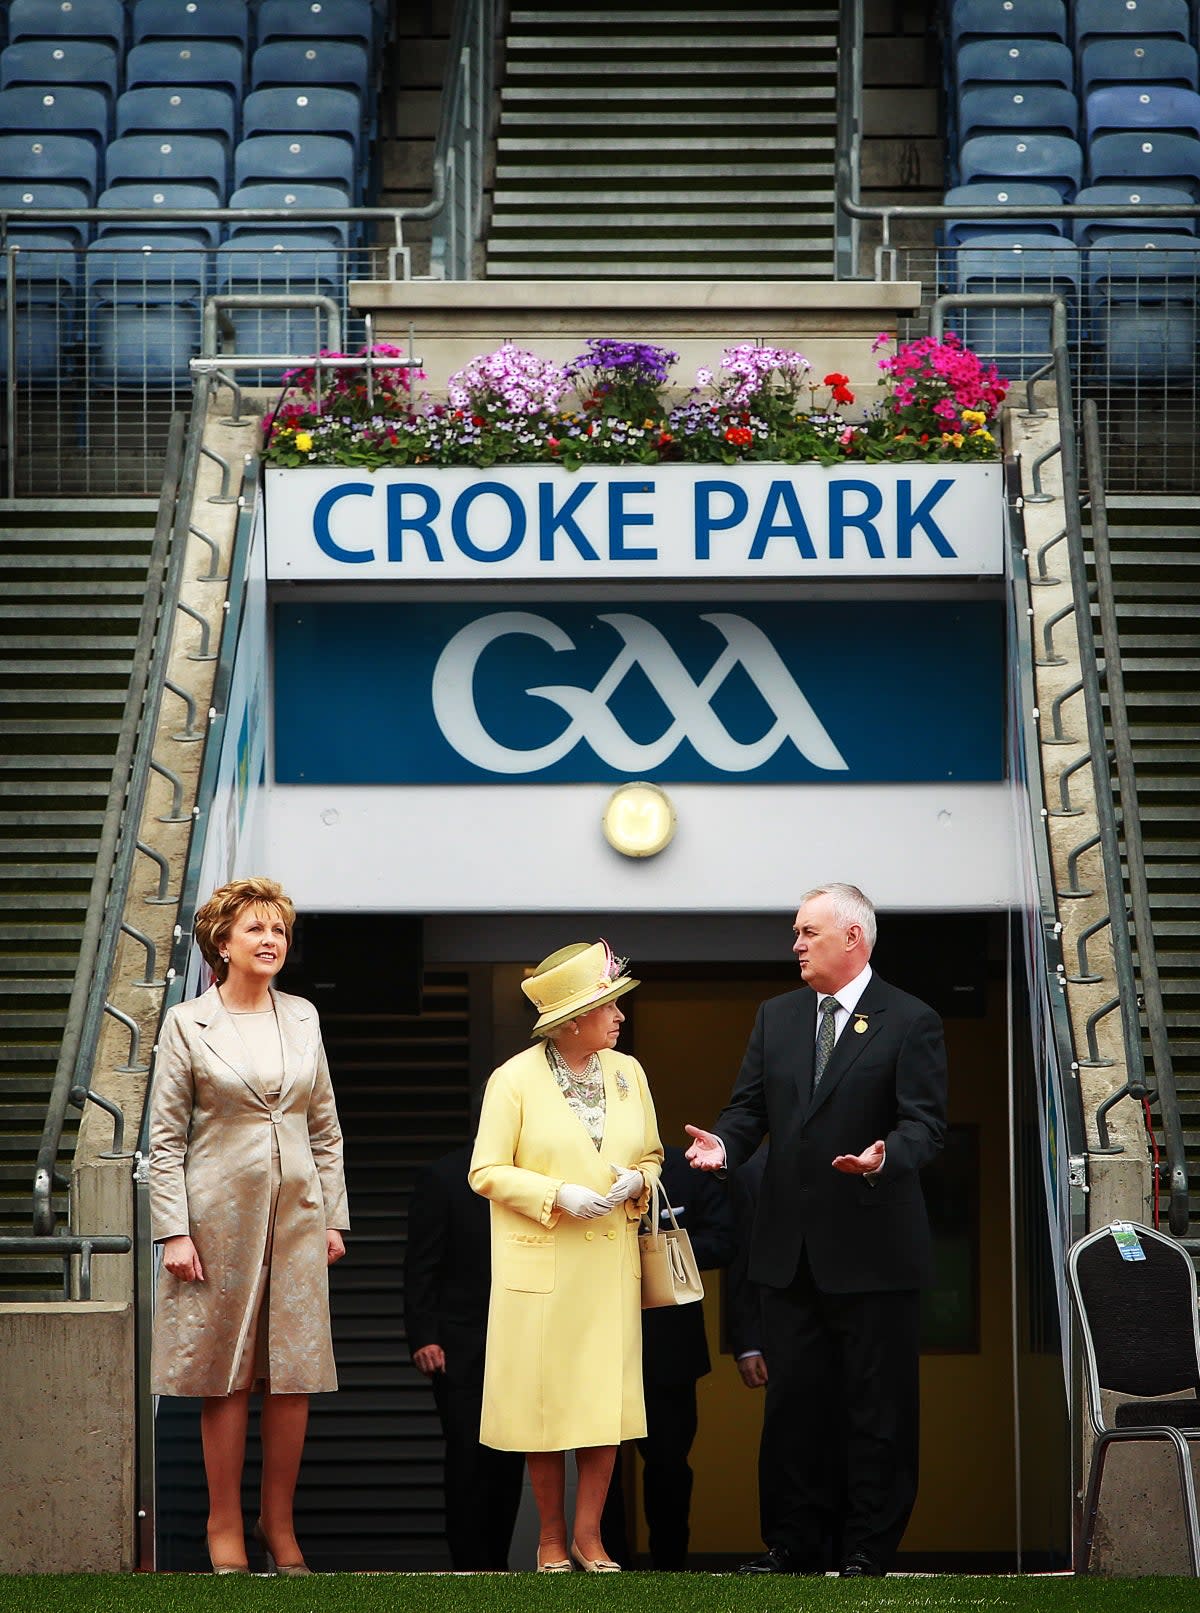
[1081,399,1189,1233]
[0,1236,132,1301]
[429,0,500,279]
[31,414,187,1236]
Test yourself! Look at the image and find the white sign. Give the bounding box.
[264,463,1004,580]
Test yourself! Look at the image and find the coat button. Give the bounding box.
[606,1230,617,1240]
[584,1230,594,1241]
[270,1111,282,1124]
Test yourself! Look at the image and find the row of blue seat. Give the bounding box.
[956,81,1200,140]
[943,179,1199,241]
[4,180,357,247]
[956,34,1200,91]
[951,0,1200,51]
[955,129,1200,194]
[0,38,375,101]
[1,0,383,54]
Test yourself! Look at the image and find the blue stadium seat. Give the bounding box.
[1080,36,1200,93]
[8,0,126,52]
[96,181,223,247]
[86,237,207,384]
[0,236,78,378]
[0,86,111,150]
[131,0,251,48]
[1088,130,1200,196]
[0,133,99,200]
[215,233,344,367]
[955,233,1082,369]
[1074,0,1190,51]
[1085,85,1200,141]
[115,86,238,152]
[958,84,1079,141]
[950,0,1068,46]
[0,40,120,102]
[958,132,1084,195]
[1086,230,1200,377]
[228,182,351,244]
[104,134,226,197]
[241,86,363,163]
[1071,182,1197,242]
[256,0,375,51]
[125,40,244,100]
[956,38,1075,90]
[233,133,356,198]
[0,180,92,247]
[250,40,370,102]
[942,180,1067,245]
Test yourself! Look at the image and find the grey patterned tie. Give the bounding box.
[813,995,841,1091]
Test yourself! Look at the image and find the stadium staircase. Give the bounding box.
[1091,496,1200,1232]
[0,506,156,1299]
[486,0,840,278]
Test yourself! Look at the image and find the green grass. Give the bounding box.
[1,1575,1200,1613]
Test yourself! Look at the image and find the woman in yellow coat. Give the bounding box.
[470,941,663,1573]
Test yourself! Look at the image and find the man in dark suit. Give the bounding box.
[686,883,947,1579]
[602,1145,737,1569]
[404,1140,525,1570]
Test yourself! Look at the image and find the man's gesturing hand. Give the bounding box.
[684,1125,725,1171]
[831,1140,886,1175]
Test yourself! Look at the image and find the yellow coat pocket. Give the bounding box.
[502,1233,555,1293]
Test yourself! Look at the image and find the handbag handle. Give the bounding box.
[641,1176,684,1246]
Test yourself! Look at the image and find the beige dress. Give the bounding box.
[228,1005,284,1391]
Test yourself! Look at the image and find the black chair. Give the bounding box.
[1068,1221,1200,1574]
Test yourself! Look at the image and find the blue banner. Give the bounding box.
[273,601,1004,783]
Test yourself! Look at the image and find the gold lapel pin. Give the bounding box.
[853,1015,869,1034]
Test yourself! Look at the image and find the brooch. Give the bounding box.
[853,1015,869,1035]
[615,1072,629,1099]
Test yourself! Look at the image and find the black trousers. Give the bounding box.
[761,1249,921,1570]
[432,1374,525,1570]
[602,1379,700,1569]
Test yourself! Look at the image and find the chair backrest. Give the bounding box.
[216,234,343,289]
[115,85,238,148]
[0,85,111,148]
[1085,85,1200,141]
[233,133,355,196]
[103,134,227,197]
[1072,181,1198,241]
[958,83,1079,141]
[96,181,223,245]
[8,0,126,51]
[959,132,1084,196]
[1080,36,1200,93]
[250,39,369,99]
[0,132,99,199]
[1069,1224,1200,1423]
[950,0,1068,45]
[131,0,251,48]
[228,181,350,243]
[241,86,362,155]
[0,181,92,247]
[85,236,208,296]
[1086,230,1200,283]
[256,0,375,50]
[0,39,119,99]
[1089,130,1200,196]
[943,179,1067,244]
[125,40,244,99]
[957,37,1075,90]
[1074,0,1191,49]
[956,232,1082,289]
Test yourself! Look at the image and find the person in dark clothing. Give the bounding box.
[404,1140,525,1570]
[602,1144,737,1569]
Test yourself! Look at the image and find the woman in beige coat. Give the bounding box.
[470,942,663,1573]
[149,877,349,1576]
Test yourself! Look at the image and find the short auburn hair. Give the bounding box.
[194,877,296,984]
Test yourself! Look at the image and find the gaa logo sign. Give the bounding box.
[431,610,849,775]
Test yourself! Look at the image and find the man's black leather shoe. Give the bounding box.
[737,1547,824,1576]
[839,1551,885,1578]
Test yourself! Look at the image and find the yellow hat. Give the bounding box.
[522,940,639,1038]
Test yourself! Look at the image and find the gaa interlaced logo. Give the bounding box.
[431,610,848,775]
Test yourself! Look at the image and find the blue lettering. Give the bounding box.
[828,480,884,559]
[313,482,374,564]
[386,482,443,563]
[748,480,817,561]
[609,481,657,560]
[694,480,749,560]
[897,478,955,558]
[538,479,599,561]
[451,482,527,563]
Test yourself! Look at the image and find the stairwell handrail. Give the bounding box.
[429,0,499,280]
[31,413,188,1237]
[1080,399,1189,1234]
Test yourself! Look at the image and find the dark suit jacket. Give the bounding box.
[404,1143,491,1386]
[715,973,947,1294]
[641,1146,737,1385]
[726,1145,767,1359]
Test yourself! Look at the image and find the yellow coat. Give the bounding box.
[469,1042,664,1452]
[148,985,349,1397]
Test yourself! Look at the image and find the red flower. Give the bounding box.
[724,425,753,447]
[824,372,855,405]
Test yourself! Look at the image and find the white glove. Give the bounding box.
[606,1164,644,1205]
[555,1182,614,1219]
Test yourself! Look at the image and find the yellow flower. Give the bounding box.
[941,431,965,448]
[975,429,994,443]
[295,431,313,453]
[961,409,986,425]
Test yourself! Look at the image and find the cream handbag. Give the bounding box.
[639,1180,704,1309]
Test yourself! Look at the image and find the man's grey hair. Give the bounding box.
[799,883,877,952]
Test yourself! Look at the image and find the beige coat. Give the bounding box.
[148,985,349,1397]
[469,1043,663,1452]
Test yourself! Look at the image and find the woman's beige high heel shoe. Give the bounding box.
[253,1518,311,1576]
[536,1544,573,1572]
[571,1542,621,1573]
[205,1536,248,1575]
